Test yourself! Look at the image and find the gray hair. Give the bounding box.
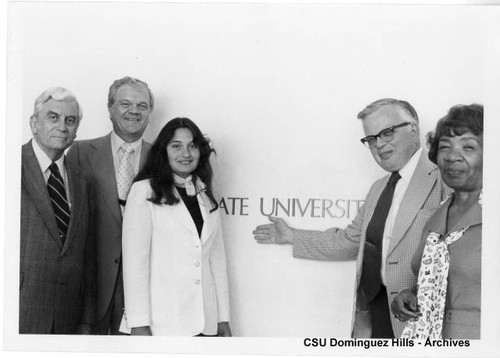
[357,98,419,124]
[32,87,82,120]
[107,76,154,110]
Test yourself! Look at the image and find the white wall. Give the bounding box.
[6,1,498,343]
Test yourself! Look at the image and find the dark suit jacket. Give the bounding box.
[66,133,151,321]
[20,141,96,334]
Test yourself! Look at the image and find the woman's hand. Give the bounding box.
[131,326,153,335]
[217,322,232,337]
[391,288,420,322]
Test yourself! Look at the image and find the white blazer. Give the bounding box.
[120,179,230,336]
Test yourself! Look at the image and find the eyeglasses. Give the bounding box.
[360,122,412,149]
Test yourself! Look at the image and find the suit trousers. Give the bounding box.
[369,285,394,338]
[92,261,126,335]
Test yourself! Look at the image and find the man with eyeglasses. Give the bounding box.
[253,98,451,338]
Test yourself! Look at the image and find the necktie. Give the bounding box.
[360,171,401,302]
[401,226,469,339]
[47,162,70,241]
[117,143,135,203]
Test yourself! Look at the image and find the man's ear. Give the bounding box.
[410,122,420,137]
[29,115,38,134]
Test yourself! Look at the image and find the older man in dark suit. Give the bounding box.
[20,87,96,334]
[67,76,153,335]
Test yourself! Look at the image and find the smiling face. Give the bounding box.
[437,133,483,192]
[108,84,152,142]
[166,128,200,178]
[30,98,80,160]
[361,105,420,172]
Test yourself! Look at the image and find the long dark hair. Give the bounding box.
[135,117,219,211]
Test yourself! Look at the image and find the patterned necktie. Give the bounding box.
[360,171,401,302]
[401,227,469,339]
[47,162,71,241]
[117,143,135,202]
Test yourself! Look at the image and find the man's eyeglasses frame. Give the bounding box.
[360,122,413,149]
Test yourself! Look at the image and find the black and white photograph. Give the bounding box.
[2,0,500,357]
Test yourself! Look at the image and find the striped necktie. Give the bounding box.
[47,162,70,241]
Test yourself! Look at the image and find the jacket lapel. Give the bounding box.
[88,134,122,223]
[361,178,387,234]
[22,141,63,249]
[173,187,199,236]
[198,192,217,243]
[171,188,217,242]
[387,153,438,254]
[62,160,86,253]
[139,140,151,170]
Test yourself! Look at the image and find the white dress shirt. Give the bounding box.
[31,139,71,207]
[381,147,423,284]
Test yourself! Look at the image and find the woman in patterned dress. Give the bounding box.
[391,104,483,339]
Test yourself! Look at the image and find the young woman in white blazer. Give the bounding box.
[120,117,231,336]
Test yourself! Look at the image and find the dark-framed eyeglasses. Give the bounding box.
[360,122,412,149]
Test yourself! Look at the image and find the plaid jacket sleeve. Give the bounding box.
[292,201,366,261]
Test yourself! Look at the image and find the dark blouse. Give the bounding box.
[176,186,204,238]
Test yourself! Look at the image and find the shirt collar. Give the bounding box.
[111,131,143,154]
[398,146,422,183]
[31,139,65,173]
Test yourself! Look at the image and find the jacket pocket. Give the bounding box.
[19,272,24,290]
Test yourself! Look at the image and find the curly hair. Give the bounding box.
[427,104,483,164]
[134,117,218,211]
